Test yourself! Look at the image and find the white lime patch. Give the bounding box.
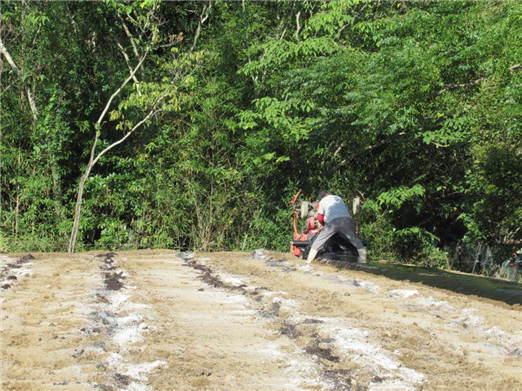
[319,322,426,390]
[415,296,456,312]
[389,289,419,299]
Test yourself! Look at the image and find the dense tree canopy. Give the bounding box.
[1,1,521,269]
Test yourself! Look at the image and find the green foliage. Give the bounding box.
[377,185,426,213]
[463,142,522,244]
[1,0,520,270]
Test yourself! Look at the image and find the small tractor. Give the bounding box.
[289,190,364,262]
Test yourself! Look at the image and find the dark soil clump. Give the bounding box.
[96,253,126,291]
[323,368,358,391]
[19,254,35,263]
[113,373,131,387]
[305,345,340,362]
[280,322,301,339]
[185,260,236,291]
[104,272,125,291]
[302,318,324,325]
[96,253,117,259]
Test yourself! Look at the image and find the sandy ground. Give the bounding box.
[1,250,521,390]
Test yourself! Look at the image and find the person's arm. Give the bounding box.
[317,213,325,226]
[317,199,326,226]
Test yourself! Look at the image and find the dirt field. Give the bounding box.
[1,250,521,390]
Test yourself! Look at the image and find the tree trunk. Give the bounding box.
[15,188,20,236]
[67,92,164,253]
[68,169,91,253]
[67,50,149,253]
[0,36,38,122]
[67,3,211,253]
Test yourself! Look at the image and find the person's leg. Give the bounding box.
[306,248,319,264]
[357,248,367,263]
[337,217,366,263]
[306,223,338,264]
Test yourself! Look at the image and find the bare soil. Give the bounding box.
[1,250,521,390]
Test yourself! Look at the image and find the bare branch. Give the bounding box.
[69,90,167,253]
[188,2,212,56]
[435,75,487,98]
[118,14,141,60]
[96,47,149,126]
[117,41,141,96]
[159,41,180,49]
[295,11,301,42]
[0,35,38,121]
[333,143,344,159]
[339,1,369,37]
[510,63,521,72]
[26,86,38,120]
[445,76,487,90]
[92,94,168,167]
[0,80,15,96]
[0,36,21,78]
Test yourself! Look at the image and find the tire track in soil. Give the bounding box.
[2,250,519,390]
[0,254,34,292]
[258,256,427,390]
[296,260,522,380]
[193,252,432,390]
[81,253,167,390]
[1,253,104,390]
[207,252,522,390]
[121,251,332,390]
[0,254,37,387]
[182,253,362,391]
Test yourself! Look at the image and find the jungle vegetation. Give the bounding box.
[1,0,521,270]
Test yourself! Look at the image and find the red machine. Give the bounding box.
[289,190,365,261]
[289,190,320,258]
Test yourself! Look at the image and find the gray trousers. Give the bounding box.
[311,217,364,252]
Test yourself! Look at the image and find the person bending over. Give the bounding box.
[307,191,367,264]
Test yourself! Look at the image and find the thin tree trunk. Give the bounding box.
[68,130,98,253]
[51,159,63,216]
[68,4,212,253]
[67,92,164,253]
[14,150,21,235]
[15,188,20,236]
[0,36,38,122]
[188,3,212,56]
[26,86,38,121]
[68,168,92,253]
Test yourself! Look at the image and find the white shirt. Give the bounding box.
[318,195,351,223]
